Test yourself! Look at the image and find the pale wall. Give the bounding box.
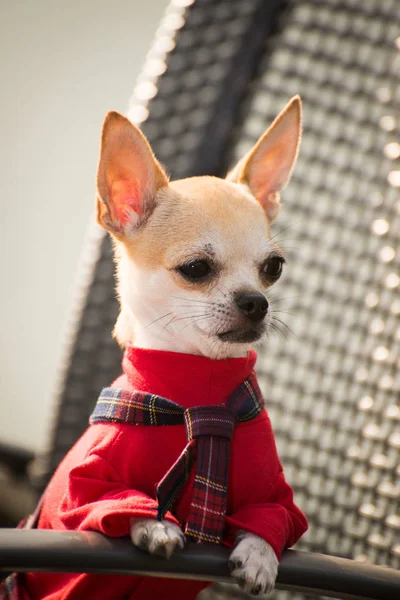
[0,0,169,451]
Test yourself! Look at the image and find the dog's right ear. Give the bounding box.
[227,96,302,223]
[96,112,169,236]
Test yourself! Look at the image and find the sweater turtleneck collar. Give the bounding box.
[112,346,257,408]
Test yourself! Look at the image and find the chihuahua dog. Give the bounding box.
[20,97,306,600]
[97,96,304,596]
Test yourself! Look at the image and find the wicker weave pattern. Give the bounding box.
[226,2,400,593]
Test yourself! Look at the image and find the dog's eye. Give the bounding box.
[262,256,285,281]
[178,259,211,280]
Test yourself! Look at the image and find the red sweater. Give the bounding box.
[22,348,307,600]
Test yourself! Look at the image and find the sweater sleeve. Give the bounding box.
[225,468,308,559]
[59,452,179,536]
[224,411,308,559]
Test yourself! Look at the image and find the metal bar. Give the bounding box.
[0,530,399,600]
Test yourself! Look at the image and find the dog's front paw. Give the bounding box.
[229,532,278,596]
[130,518,185,559]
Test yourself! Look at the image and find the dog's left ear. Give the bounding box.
[227,96,302,222]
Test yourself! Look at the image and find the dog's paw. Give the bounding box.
[229,532,278,596]
[130,518,185,559]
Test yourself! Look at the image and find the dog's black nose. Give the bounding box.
[235,292,269,322]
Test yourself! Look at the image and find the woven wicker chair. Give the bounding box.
[1,1,400,598]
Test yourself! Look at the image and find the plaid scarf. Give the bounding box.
[90,372,264,544]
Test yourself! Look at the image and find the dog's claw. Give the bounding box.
[229,533,278,596]
[228,558,242,571]
[137,532,148,549]
[152,544,168,558]
[131,519,185,559]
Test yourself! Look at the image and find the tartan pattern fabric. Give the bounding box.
[184,405,236,440]
[90,387,184,425]
[159,405,236,544]
[90,372,264,544]
[156,438,197,521]
[185,433,232,543]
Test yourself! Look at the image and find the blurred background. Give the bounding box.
[0,0,169,453]
[0,0,399,598]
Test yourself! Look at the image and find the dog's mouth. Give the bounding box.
[217,326,264,344]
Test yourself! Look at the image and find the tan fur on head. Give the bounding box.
[96,97,302,355]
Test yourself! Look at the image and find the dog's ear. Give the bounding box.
[96,112,169,235]
[227,96,302,222]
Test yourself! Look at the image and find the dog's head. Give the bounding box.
[96,97,302,358]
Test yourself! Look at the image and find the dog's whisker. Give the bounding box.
[156,310,213,338]
[271,315,296,337]
[159,313,214,338]
[178,315,215,332]
[171,313,211,324]
[171,296,215,305]
[267,322,287,340]
[268,222,299,242]
[268,295,302,303]
[272,315,292,328]
[216,283,231,300]
[276,243,299,250]
[272,310,297,317]
[145,312,173,328]
[270,237,299,244]
[174,304,221,311]
[159,314,180,336]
